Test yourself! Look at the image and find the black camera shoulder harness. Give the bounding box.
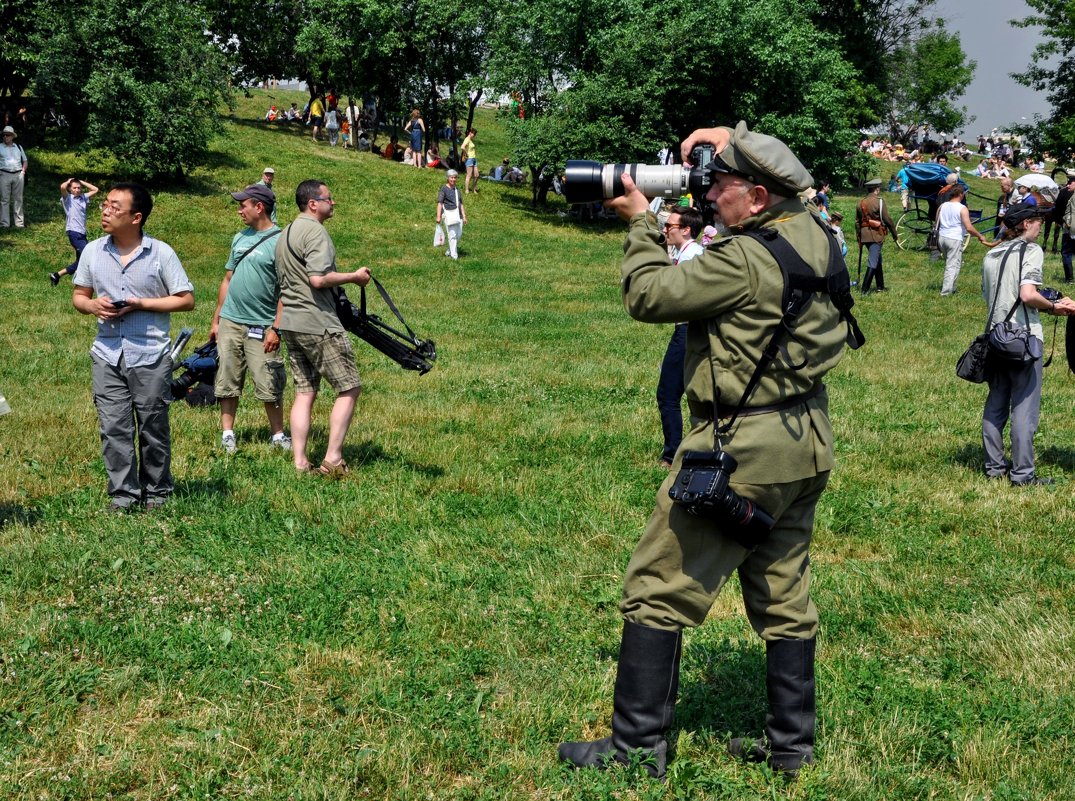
[668,215,866,550]
[284,226,437,374]
[714,215,865,434]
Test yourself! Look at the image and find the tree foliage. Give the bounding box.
[813,0,937,123]
[506,0,865,187]
[34,0,231,180]
[1012,1,1075,157]
[885,22,975,143]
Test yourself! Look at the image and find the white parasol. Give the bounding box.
[1014,173,1059,204]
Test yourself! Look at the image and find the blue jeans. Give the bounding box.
[66,230,89,275]
[656,325,686,462]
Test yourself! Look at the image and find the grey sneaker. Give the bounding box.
[271,434,292,451]
[222,432,237,454]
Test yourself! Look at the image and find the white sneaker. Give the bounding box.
[271,433,292,451]
[222,432,237,454]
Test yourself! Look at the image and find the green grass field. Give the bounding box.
[1,91,1074,800]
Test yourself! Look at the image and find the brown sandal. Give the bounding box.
[317,459,349,478]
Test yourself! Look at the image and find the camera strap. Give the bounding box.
[285,225,437,373]
[714,216,865,436]
[232,229,280,272]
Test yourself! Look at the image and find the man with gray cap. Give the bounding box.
[210,184,289,454]
[0,126,27,228]
[558,121,858,780]
[855,178,898,293]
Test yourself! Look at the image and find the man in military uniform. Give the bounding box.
[558,122,856,779]
[855,178,898,293]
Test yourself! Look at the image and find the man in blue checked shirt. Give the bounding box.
[72,182,195,513]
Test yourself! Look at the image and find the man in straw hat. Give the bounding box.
[558,121,861,780]
[0,126,28,228]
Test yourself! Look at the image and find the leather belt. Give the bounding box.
[689,383,823,421]
[1,170,21,174]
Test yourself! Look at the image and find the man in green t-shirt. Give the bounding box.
[274,179,371,475]
[210,184,288,454]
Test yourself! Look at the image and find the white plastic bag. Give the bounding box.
[433,223,445,247]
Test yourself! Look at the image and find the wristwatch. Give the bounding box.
[270,325,281,335]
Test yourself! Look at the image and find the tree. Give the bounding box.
[1012,2,1075,157]
[505,0,866,193]
[885,23,975,145]
[813,0,938,124]
[0,0,40,100]
[34,0,231,181]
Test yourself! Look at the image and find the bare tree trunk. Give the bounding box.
[465,89,482,133]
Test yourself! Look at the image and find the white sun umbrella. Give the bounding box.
[1014,173,1060,204]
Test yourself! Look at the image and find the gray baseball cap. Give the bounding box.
[231,184,276,206]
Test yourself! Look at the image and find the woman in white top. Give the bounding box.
[937,184,992,296]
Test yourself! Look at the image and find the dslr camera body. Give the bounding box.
[563,144,715,205]
[668,450,775,549]
[169,340,219,404]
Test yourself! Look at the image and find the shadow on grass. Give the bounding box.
[950,441,1075,473]
[497,192,624,232]
[677,641,767,741]
[174,475,232,502]
[948,442,983,470]
[0,503,43,529]
[1037,445,1075,471]
[342,439,445,478]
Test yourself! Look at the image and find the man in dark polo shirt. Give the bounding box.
[275,179,371,476]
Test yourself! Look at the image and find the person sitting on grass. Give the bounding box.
[50,177,99,287]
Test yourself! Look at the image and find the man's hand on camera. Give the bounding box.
[353,267,372,287]
[604,174,650,220]
[681,127,732,164]
[1053,296,1075,316]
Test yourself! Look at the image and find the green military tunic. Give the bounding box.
[618,199,849,640]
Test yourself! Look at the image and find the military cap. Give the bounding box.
[1003,201,1047,226]
[707,120,813,197]
[231,184,276,207]
[864,178,882,188]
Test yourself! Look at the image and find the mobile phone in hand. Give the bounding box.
[111,300,128,309]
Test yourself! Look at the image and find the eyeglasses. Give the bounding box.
[102,202,130,214]
[662,222,685,231]
[312,196,334,203]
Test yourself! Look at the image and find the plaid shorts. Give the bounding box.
[214,317,286,402]
[281,330,361,394]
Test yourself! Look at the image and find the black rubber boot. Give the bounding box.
[860,267,875,293]
[874,265,886,291]
[558,620,682,779]
[729,637,816,778]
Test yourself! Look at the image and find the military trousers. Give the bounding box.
[620,471,829,641]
